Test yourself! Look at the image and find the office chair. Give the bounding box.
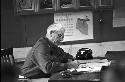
[1,48,15,65]
[1,48,31,82]
[105,51,125,63]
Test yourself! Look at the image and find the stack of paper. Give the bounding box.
[69,59,111,72]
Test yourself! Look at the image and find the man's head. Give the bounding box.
[46,23,65,45]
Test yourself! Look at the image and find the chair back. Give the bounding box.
[105,51,125,61]
[1,48,15,65]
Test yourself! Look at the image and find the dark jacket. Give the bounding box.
[21,37,74,78]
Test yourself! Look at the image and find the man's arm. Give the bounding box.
[45,62,68,74]
[33,50,68,74]
[57,47,74,61]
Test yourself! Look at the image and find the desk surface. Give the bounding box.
[49,59,109,81]
[49,72,101,81]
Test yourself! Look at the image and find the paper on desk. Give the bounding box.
[77,66,102,72]
[76,67,92,72]
[69,66,102,72]
[86,61,111,67]
[76,61,110,72]
[78,59,109,63]
[68,67,91,72]
[68,60,111,73]
[79,60,110,67]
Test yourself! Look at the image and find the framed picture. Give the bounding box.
[79,0,93,7]
[76,0,95,8]
[95,0,113,6]
[35,0,55,12]
[15,0,36,12]
[58,0,76,9]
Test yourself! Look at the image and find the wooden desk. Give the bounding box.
[48,59,109,82]
[48,80,100,82]
[49,72,101,82]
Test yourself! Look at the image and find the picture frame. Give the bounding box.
[57,0,76,9]
[76,0,95,9]
[35,0,55,12]
[95,0,113,7]
[79,0,93,7]
[15,0,36,12]
[75,0,94,10]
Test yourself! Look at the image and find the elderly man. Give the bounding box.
[21,23,79,79]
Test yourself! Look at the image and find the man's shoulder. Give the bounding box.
[30,37,48,49]
[36,37,49,45]
[38,37,47,42]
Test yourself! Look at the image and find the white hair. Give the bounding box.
[46,23,65,37]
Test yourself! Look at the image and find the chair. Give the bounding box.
[105,51,125,61]
[1,48,31,82]
[1,48,50,82]
[1,48,15,65]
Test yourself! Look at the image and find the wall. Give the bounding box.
[1,0,23,48]
[20,14,53,46]
[1,0,54,49]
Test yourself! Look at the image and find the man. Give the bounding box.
[21,23,79,79]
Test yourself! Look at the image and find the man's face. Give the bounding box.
[51,31,64,44]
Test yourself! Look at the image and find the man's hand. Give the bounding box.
[67,60,80,69]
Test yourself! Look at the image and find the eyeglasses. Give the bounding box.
[58,33,64,37]
[54,31,64,38]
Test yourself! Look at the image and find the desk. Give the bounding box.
[49,72,101,82]
[48,59,110,82]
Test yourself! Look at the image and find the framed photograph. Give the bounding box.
[79,0,93,7]
[15,0,36,12]
[35,0,55,12]
[58,0,76,9]
[95,0,113,6]
[75,0,94,10]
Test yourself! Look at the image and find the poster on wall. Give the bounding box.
[54,11,93,41]
[113,0,125,28]
[113,10,125,27]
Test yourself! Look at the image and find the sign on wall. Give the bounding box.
[113,10,125,28]
[54,11,93,41]
[113,0,125,28]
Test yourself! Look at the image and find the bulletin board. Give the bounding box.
[54,11,93,42]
